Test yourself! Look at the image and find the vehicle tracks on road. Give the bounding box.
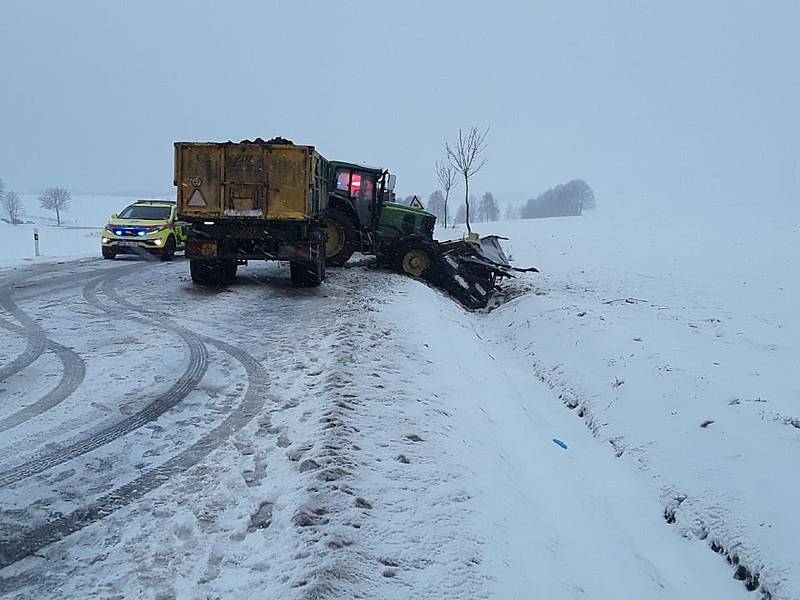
[0,317,86,434]
[0,275,271,576]
[0,298,47,383]
[0,261,135,385]
[0,270,209,488]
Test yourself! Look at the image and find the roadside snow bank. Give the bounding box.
[362,275,748,599]
[473,206,800,599]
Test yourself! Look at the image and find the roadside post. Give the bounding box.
[34,227,40,257]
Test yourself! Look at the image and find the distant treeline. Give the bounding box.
[520,179,595,218]
[409,178,596,225]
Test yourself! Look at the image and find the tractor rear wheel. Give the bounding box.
[324,209,358,266]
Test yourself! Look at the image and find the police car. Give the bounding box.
[101,200,187,261]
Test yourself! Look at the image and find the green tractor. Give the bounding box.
[323,161,536,308]
[323,161,439,277]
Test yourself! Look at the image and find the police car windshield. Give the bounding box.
[118,205,171,220]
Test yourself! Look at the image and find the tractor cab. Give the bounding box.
[330,162,387,235]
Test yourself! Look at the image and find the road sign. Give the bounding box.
[409,195,424,209]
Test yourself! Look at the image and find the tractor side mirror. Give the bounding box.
[387,174,396,192]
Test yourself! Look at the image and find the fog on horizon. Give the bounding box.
[1,0,798,211]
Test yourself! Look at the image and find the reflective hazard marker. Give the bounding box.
[409,195,424,209]
[187,189,207,207]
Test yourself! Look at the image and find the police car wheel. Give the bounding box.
[160,235,176,262]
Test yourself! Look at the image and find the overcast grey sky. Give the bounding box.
[1,0,798,207]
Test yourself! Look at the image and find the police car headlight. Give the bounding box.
[102,237,110,243]
[154,238,163,246]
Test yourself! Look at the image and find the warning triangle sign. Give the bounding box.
[409,195,424,209]
[187,189,207,207]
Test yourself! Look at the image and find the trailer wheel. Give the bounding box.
[290,258,323,287]
[220,259,237,284]
[324,209,357,266]
[396,240,436,279]
[290,230,325,287]
[190,259,219,285]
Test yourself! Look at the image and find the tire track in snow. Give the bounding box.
[0,271,209,488]
[0,264,272,573]
[0,298,47,383]
[0,336,269,574]
[1,260,139,304]
[0,261,135,384]
[0,318,86,434]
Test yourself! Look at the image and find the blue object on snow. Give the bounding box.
[552,438,568,449]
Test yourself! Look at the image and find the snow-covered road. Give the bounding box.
[0,253,764,599]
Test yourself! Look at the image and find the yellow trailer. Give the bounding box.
[174,138,329,286]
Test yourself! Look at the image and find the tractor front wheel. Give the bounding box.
[396,240,437,280]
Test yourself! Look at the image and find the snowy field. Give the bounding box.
[0,197,797,599]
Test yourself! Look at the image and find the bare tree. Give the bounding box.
[434,160,458,228]
[446,127,489,233]
[39,187,70,225]
[2,190,24,224]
